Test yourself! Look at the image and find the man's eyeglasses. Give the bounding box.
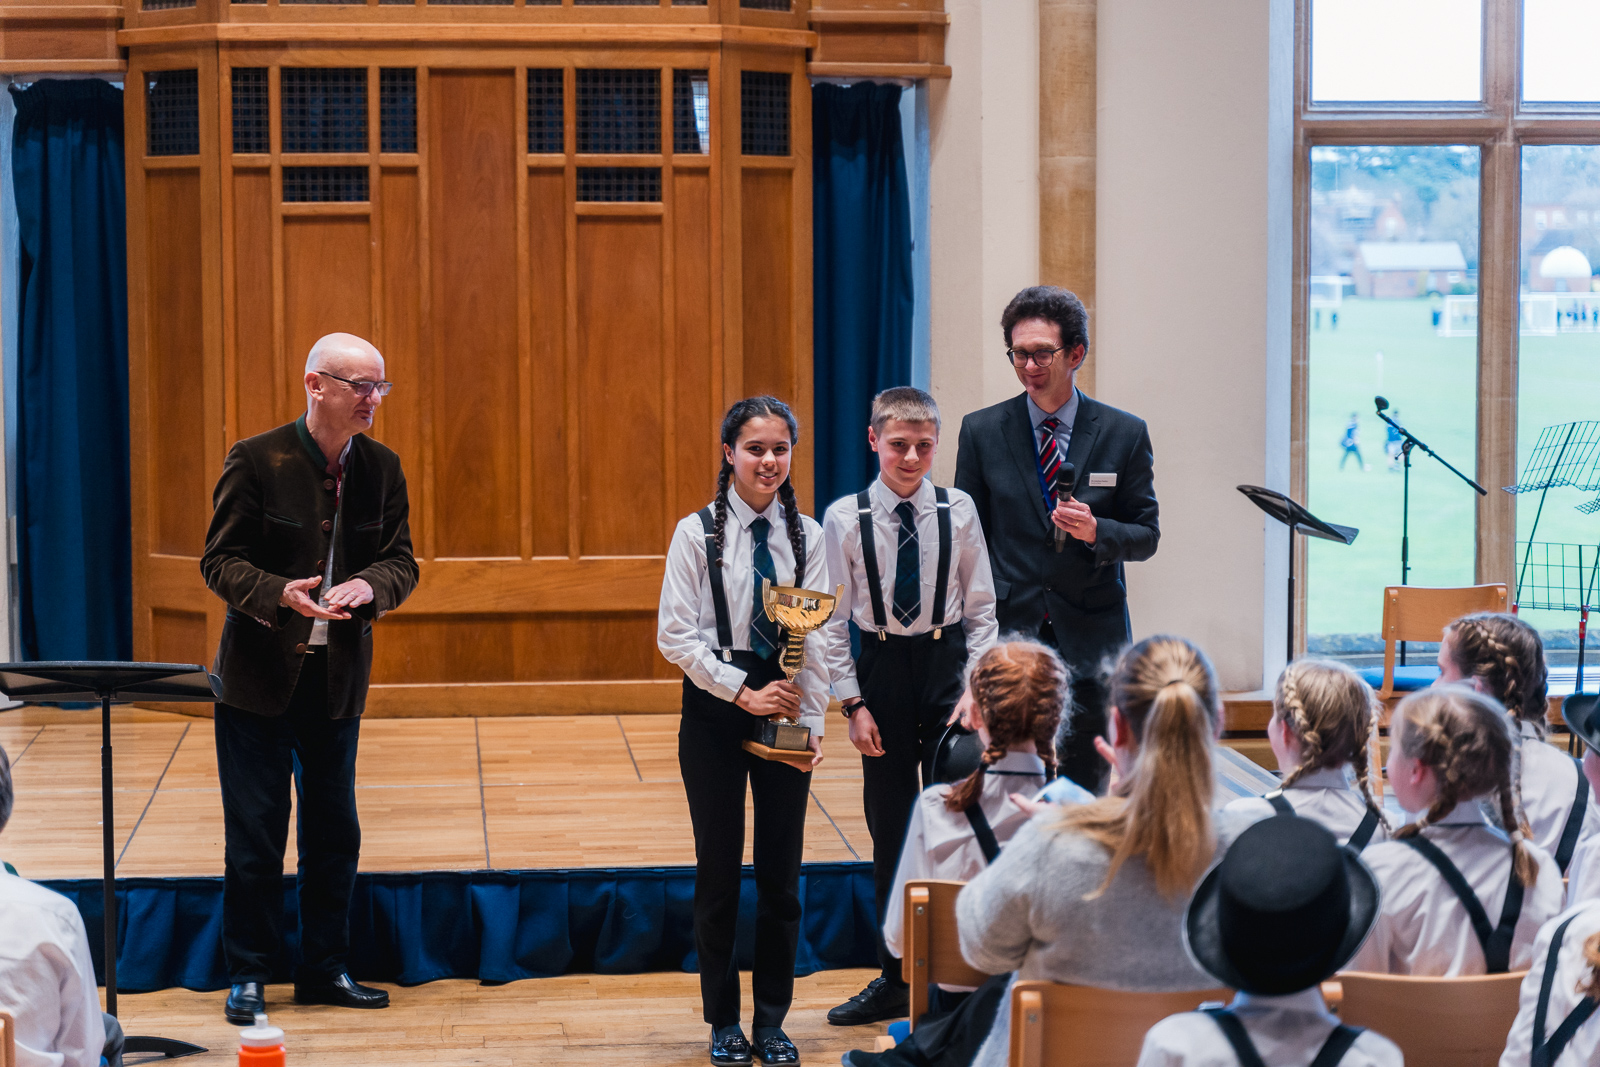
[317,371,394,398]
[1005,347,1065,369]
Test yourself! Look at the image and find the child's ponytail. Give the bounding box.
[1273,659,1389,832]
[1056,636,1221,900]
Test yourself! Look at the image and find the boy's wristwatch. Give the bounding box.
[840,699,864,718]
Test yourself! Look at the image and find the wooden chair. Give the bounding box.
[901,879,991,1030]
[1374,583,1508,703]
[1336,970,1526,1067]
[0,1010,15,1067]
[1008,981,1232,1067]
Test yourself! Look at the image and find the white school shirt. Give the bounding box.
[1345,799,1565,976]
[881,749,1051,962]
[1517,722,1600,864]
[1501,902,1600,1067]
[1223,766,1390,848]
[0,872,105,1067]
[1564,832,1600,906]
[1137,989,1403,1067]
[657,492,830,735]
[819,478,998,701]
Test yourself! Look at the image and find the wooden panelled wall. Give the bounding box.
[123,7,825,716]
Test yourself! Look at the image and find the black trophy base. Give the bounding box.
[753,719,811,751]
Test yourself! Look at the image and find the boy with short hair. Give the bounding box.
[820,386,998,1026]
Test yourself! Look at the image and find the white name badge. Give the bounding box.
[1089,472,1118,487]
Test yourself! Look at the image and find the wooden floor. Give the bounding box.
[0,707,872,879]
[120,969,887,1066]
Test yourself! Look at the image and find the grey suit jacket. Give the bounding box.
[953,391,1159,673]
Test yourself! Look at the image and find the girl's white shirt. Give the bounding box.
[1223,766,1390,848]
[1345,798,1564,976]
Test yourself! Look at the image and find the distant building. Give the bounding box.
[1527,230,1600,292]
[1352,241,1468,298]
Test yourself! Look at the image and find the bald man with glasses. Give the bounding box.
[954,287,1160,795]
[201,332,418,1024]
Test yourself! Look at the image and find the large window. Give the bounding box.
[1300,0,1600,668]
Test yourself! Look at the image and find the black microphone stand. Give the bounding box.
[1374,400,1488,664]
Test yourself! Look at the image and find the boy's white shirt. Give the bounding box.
[1137,990,1403,1067]
[819,477,997,701]
[1345,798,1565,976]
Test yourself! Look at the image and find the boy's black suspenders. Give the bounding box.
[1262,789,1380,852]
[1203,1008,1364,1067]
[1556,759,1590,875]
[1399,835,1526,973]
[1532,913,1600,1067]
[697,507,734,661]
[855,487,954,639]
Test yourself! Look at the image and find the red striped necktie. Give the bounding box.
[1038,416,1067,508]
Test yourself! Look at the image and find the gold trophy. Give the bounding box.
[741,579,844,769]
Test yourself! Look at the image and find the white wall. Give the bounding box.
[1094,0,1294,691]
[927,0,1041,485]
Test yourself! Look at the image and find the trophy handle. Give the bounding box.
[762,576,779,624]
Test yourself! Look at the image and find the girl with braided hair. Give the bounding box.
[657,395,828,1066]
[1224,658,1389,850]
[953,636,1260,1067]
[1346,686,1563,976]
[1439,611,1599,876]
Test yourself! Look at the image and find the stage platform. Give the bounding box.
[0,708,871,880]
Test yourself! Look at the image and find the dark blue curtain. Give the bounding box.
[812,83,913,513]
[10,80,131,660]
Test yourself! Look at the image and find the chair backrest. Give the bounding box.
[1008,981,1232,1067]
[902,879,990,1027]
[0,1010,15,1067]
[1377,584,1508,700]
[1337,969,1526,1067]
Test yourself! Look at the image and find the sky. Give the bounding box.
[1312,0,1600,103]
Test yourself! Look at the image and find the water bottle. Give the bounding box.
[239,1012,285,1067]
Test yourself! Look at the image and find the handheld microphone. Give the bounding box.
[1053,462,1076,552]
[1374,396,1389,414]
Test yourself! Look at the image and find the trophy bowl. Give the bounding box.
[742,580,844,768]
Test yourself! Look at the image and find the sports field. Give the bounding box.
[1306,297,1600,641]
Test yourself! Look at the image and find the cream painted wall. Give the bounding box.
[1094,0,1293,690]
[927,0,1041,486]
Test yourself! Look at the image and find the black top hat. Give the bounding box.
[1563,693,1600,754]
[1185,814,1380,996]
[931,721,984,784]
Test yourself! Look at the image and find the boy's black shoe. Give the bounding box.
[711,1025,753,1066]
[753,1028,800,1065]
[223,981,264,1024]
[826,976,909,1026]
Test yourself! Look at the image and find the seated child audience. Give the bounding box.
[1224,658,1388,850]
[1439,612,1597,875]
[1346,686,1563,976]
[0,745,123,1067]
[1500,901,1600,1064]
[1562,695,1600,904]
[954,635,1260,1067]
[880,639,1067,973]
[1138,814,1401,1067]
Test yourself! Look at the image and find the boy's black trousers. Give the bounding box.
[855,623,968,984]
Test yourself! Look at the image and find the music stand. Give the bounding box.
[1238,486,1358,664]
[0,662,218,1060]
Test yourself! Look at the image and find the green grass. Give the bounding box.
[1307,297,1600,637]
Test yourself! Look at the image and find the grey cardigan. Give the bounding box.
[956,808,1258,1067]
